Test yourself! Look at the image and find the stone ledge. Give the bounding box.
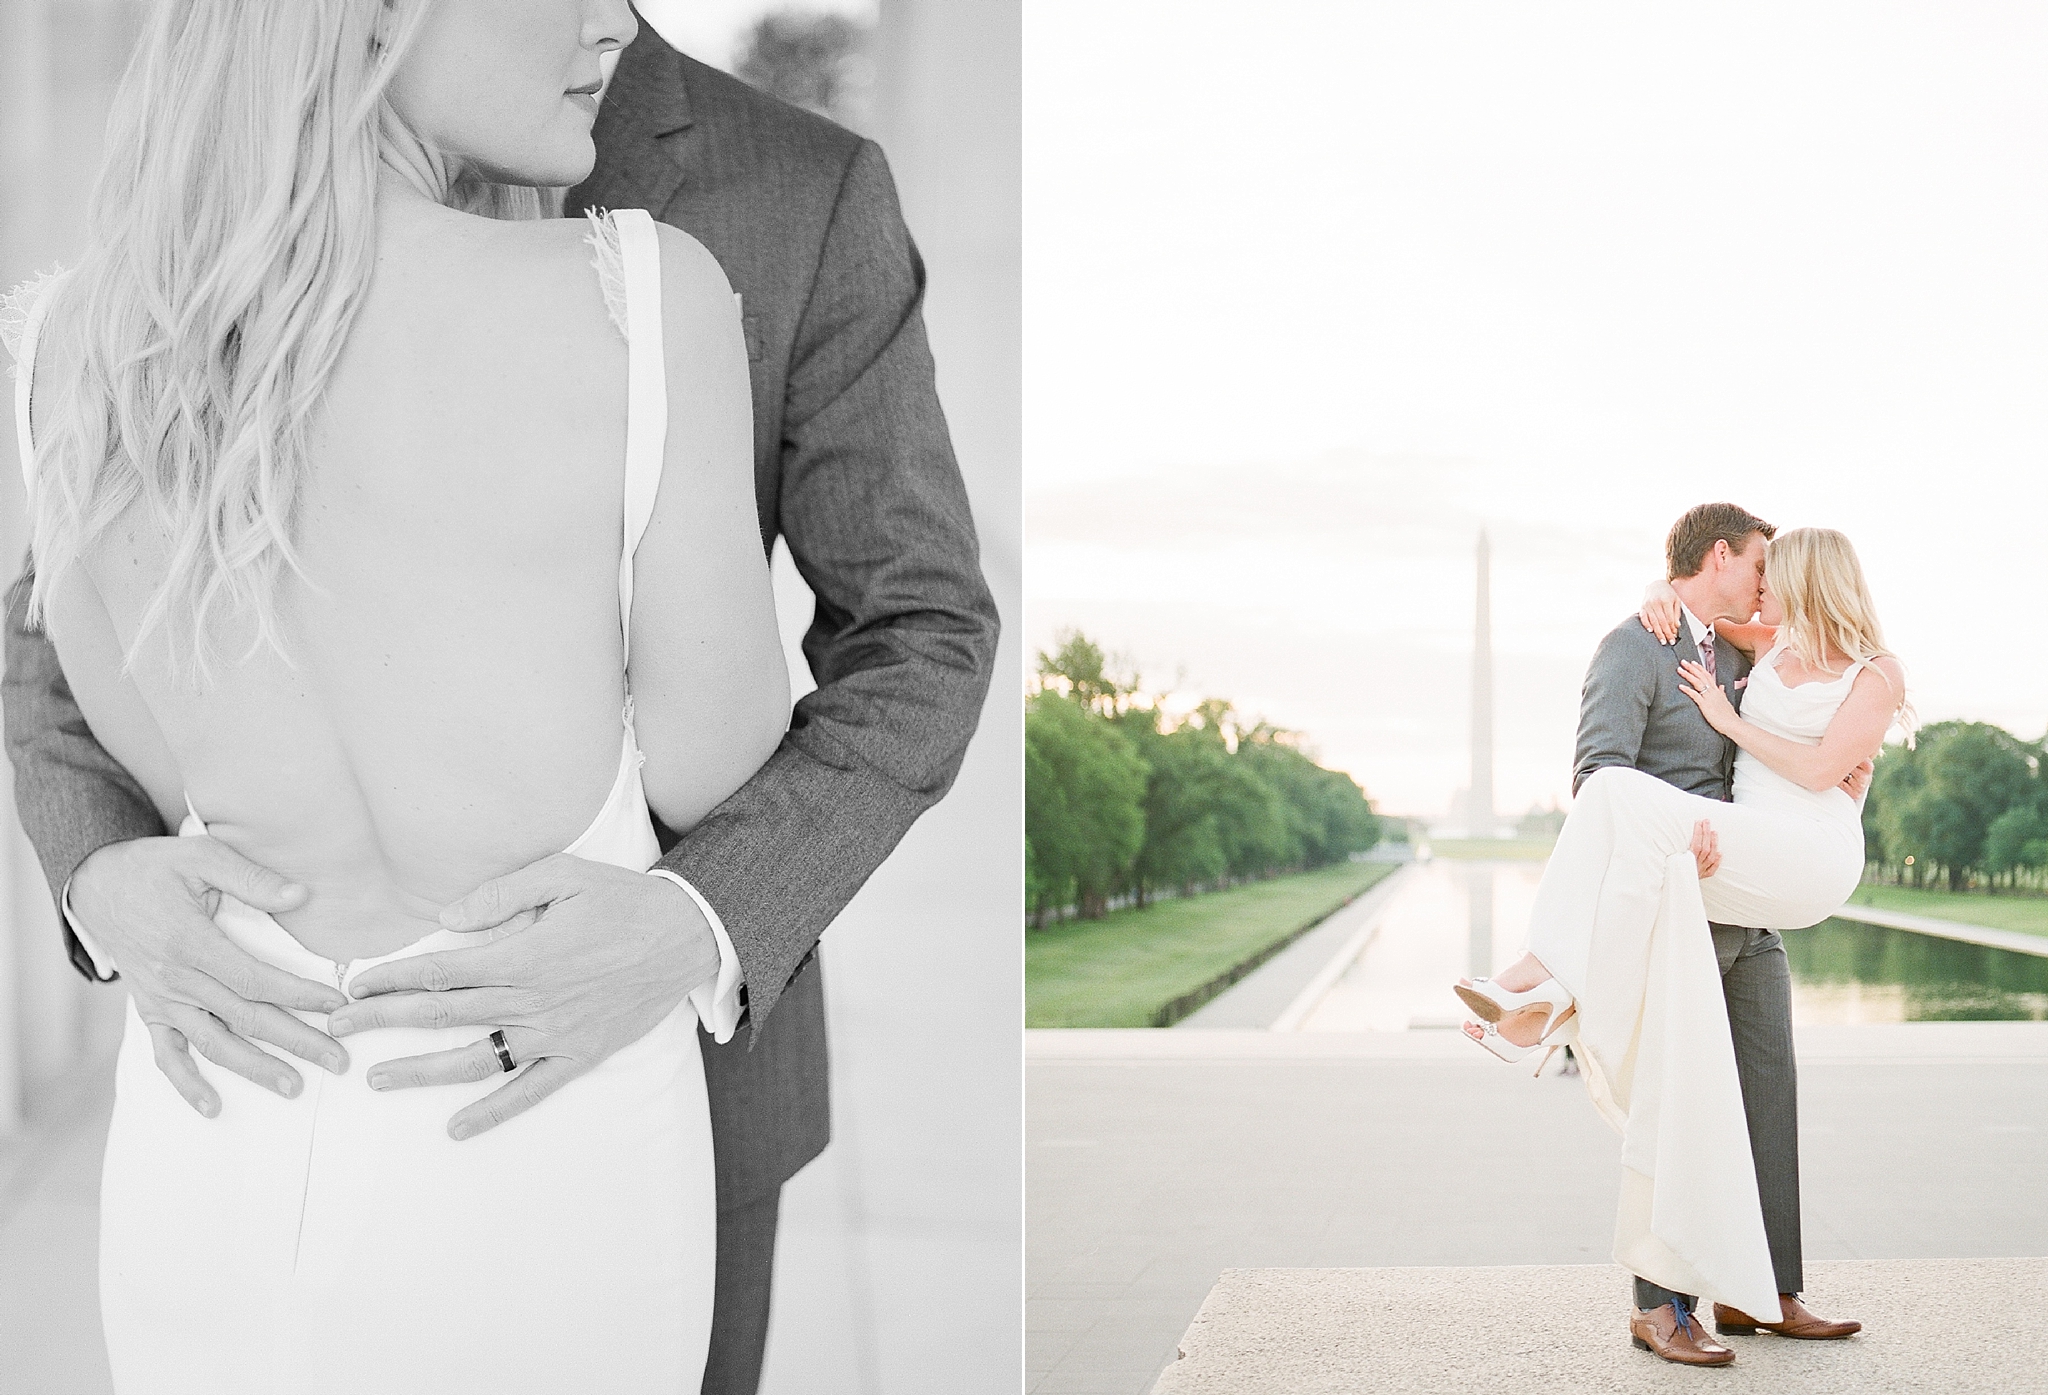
[1149,1259,2047,1395]
[1830,904,2048,958]
[1030,1021,2048,1062]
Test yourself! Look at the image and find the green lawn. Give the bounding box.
[1843,882,2048,939]
[1026,862,1401,1028]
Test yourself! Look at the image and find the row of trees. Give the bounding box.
[1026,634,1381,925]
[1864,720,2048,892]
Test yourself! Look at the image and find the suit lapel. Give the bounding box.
[1676,623,1703,669]
[1677,613,1748,704]
[1679,618,1743,788]
[575,20,694,217]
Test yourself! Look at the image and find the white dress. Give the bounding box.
[1524,639,1870,1317]
[9,211,718,1394]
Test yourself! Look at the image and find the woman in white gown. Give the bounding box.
[2,2,786,1391]
[1450,527,1908,1318]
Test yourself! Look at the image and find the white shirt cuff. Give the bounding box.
[647,869,742,1045]
[61,879,120,980]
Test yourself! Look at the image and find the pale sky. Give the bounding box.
[1026,1,2048,817]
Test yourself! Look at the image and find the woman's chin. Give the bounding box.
[474,141,596,193]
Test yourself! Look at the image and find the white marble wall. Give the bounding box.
[0,0,146,1137]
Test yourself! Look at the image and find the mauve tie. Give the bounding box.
[1699,629,1716,679]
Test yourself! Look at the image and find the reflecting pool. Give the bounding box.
[1297,859,2048,1031]
[1786,918,2048,1024]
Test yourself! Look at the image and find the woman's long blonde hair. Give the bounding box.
[27,0,556,683]
[1767,527,1914,734]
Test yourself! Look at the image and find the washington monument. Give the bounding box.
[1469,530,1495,836]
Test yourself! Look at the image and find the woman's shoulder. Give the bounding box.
[410,211,734,325]
[378,213,618,345]
[1860,653,1906,693]
[645,219,740,327]
[1834,653,1906,715]
[463,213,616,290]
[636,220,745,378]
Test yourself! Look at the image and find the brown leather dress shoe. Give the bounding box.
[1631,1302,1735,1366]
[1713,1294,1861,1339]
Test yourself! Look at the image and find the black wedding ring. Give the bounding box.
[489,1029,516,1073]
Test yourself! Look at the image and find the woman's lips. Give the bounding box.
[567,91,600,117]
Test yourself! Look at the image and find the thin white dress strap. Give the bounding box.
[5,270,64,494]
[611,209,668,670]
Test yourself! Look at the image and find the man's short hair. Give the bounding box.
[1666,503,1776,580]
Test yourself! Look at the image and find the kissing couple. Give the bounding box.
[3,2,996,1393]
[1450,502,1908,1367]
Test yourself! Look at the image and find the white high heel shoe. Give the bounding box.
[1461,1013,1579,1073]
[1453,976,1578,1071]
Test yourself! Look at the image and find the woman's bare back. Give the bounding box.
[37,202,787,962]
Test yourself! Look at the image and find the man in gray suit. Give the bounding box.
[1574,501,1861,1366]
[2,19,998,1395]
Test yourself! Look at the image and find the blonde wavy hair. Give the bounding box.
[1766,527,1915,736]
[26,0,557,683]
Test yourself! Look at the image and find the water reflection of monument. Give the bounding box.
[1464,864,1493,980]
[1296,861,1546,1031]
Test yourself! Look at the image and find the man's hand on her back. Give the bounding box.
[68,837,350,1117]
[337,854,722,1141]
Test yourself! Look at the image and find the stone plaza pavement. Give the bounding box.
[1150,1259,2047,1394]
[1026,1023,2048,1395]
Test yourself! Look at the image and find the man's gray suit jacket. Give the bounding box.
[1574,613,1758,939]
[1574,616,1752,802]
[1,26,1000,1211]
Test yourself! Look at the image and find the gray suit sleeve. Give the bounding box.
[1572,627,1657,797]
[3,557,166,979]
[655,140,1000,1041]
